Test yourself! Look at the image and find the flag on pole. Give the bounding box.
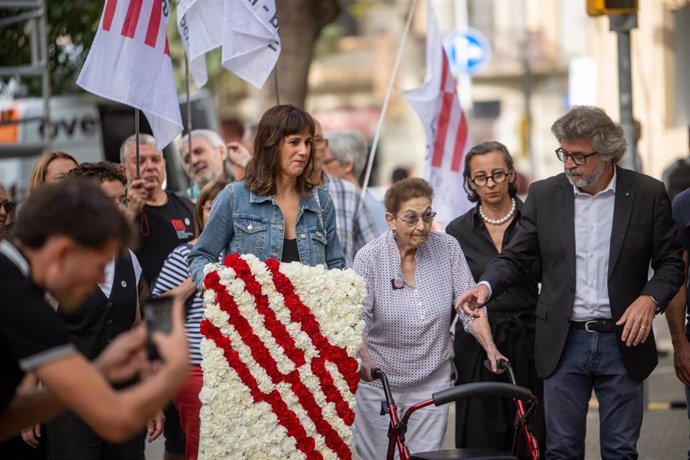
[221,0,281,89]
[402,2,472,226]
[77,0,182,150]
[177,0,223,88]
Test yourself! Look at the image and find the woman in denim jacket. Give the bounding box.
[189,105,345,288]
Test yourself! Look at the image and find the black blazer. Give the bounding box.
[481,167,684,382]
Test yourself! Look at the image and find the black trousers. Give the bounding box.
[454,311,546,458]
[46,411,145,460]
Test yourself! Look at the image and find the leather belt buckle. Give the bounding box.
[585,320,597,333]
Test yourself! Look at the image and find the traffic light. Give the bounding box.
[587,0,638,16]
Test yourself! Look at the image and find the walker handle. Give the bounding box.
[484,358,516,384]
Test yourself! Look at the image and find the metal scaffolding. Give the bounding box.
[0,0,51,158]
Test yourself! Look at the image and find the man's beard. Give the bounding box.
[565,159,606,189]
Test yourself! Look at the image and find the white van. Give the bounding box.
[0,90,218,198]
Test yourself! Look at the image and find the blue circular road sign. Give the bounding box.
[445,28,492,76]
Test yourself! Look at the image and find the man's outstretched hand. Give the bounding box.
[455,284,490,318]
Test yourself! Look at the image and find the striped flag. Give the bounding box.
[402,2,472,226]
[77,0,182,150]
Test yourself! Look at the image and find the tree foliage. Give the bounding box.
[0,1,102,96]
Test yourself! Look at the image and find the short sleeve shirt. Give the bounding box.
[0,240,76,412]
[135,191,194,287]
[671,188,690,336]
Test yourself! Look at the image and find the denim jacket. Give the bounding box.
[189,180,345,288]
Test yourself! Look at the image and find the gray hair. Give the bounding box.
[324,131,368,180]
[550,106,627,163]
[119,133,157,163]
[176,129,227,155]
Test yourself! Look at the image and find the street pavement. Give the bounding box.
[146,317,690,459]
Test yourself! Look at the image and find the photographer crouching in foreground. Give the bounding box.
[0,179,189,450]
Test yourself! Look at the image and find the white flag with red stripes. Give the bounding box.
[221,0,281,89]
[176,0,223,88]
[77,0,182,150]
[402,2,472,226]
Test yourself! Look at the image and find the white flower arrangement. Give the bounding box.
[198,254,366,459]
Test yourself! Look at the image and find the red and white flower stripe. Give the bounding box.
[198,254,365,459]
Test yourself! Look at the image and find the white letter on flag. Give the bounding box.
[177,0,223,88]
[77,0,182,150]
[402,2,472,226]
[221,0,281,90]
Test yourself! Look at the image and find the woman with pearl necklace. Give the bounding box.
[446,141,545,456]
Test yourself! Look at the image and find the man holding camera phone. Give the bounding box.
[0,179,189,445]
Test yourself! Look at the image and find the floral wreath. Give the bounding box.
[198,253,365,459]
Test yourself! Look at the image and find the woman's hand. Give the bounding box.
[20,424,41,448]
[160,277,197,303]
[485,348,508,374]
[359,364,375,382]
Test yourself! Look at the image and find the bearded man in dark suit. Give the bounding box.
[457,106,684,459]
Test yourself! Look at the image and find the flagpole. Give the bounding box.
[134,109,140,178]
[273,67,280,105]
[360,0,417,202]
[184,55,193,164]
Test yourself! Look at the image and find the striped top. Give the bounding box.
[152,244,204,365]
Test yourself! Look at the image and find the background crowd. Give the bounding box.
[1,103,689,460]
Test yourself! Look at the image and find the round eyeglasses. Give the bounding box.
[555,148,597,165]
[0,200,16,213]
[471,171,508,186]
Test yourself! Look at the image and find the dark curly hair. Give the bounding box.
[68,161,127,186]
[462,141,517,203]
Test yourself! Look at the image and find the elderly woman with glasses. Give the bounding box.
[352,177,506,459]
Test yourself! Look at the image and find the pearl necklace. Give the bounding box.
[479,198,516,226]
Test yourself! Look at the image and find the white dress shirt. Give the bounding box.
[571,170,617,321]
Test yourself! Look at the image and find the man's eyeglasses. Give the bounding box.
[118,196,130,208]
[471,170,509,186]
[397,210,436,227]
[1,200,16,213]
[555,148,597,166]
[313,136,329,148]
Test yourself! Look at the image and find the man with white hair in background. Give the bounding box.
[324,131,388,235]
[177,129,252,200]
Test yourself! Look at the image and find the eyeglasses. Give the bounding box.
[1,200,16,213]
[555,148,597,165]
[471,170,509,186]
[313,136,329,148]
[397,210,436,227]
[118,196,130,208]
[323,157,337,165]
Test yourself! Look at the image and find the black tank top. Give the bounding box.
[281,238,300,263]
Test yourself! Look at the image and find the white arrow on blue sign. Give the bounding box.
[445,28,492,76]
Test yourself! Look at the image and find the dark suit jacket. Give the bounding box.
[481,166,684,382]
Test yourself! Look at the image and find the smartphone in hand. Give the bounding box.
[142,297,173,361]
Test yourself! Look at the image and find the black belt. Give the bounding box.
[570,319,615,333]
